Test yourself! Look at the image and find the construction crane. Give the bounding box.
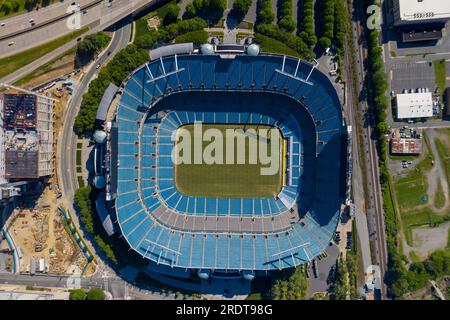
[0,82,59,102]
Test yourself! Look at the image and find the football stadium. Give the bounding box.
[98,43,347,286]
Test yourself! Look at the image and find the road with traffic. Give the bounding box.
[0,0,158,58]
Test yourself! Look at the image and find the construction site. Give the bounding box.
[0,78,96,276]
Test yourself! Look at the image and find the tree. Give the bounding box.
[277,0,296,33]
[86,288,106,300]
[231,0,252,20]
[76,32,111,66]
[257,0,275,24]
[163,4,180,25]
[69,289,86,300]
[271,267,308,300]
[318,36,331,49]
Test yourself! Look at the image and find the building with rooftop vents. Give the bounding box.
[0,93,54,180]
[396,92,434,119]
[393,0,450,26]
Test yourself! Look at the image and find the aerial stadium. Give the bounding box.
[95,43,347,288]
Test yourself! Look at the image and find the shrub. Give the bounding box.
[86,288,106,300]
[69,289,86,300]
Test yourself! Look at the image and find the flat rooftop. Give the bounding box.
[396,0,450,22]
[401,28,442,42]
[390,138,423,155]
[396,92,433,119]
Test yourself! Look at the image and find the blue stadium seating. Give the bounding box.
[114,54,343,273]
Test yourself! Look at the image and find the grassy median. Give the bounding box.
[0,27,88,79]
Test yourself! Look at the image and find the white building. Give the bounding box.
[393,0,450,26]
[396,92,434,119]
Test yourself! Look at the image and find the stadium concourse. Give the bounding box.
[98,45,346,291]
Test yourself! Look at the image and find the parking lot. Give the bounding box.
[390,61,437,94]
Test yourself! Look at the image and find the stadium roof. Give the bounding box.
[150,43,194,60]
[396,0,450,23]
[96,83,118,122]
[396,92,433,119]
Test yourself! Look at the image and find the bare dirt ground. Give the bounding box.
[19,52,76,89]
[410,221,450,259]
[9,187,89,274]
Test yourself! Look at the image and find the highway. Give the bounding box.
[0,0,157,58]
[346,0,388,298]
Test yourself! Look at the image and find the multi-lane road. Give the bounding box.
[0,0,157,58]
[59,19,131,203]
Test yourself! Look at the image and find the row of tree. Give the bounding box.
[75,17,206,134]
[270,267,308,300]
[299,0,316,46]
[277,0,296,33]
[328,252,359,300]
[185,0,226,20]
[69,288,106,300]
[73,186,119,264]
[74,44,149,134]
[257,0,275,25]
[333,0,348,55]
[255,23,314,60]
[230,0,252,21]
[317,0,335,49]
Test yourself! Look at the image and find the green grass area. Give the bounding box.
[388,154,419,162]
[254,34,300,58]
[390,131,450,246]
[76,150,82,166]
[76,166,82,174]
[237,20,254,30]
[173,124,283,198]
[14,47,76,86]
[77,142,83,149]
[0,0,57,19]
[402,207,450,245]
[394,162,430,210]
[433,59,447,95]
[393,133,435,211]
[133,0,177,45]
[434,180,446,209]
[434,136,450,186]
[211,19,225,28]
[0,27,88,79]
[175,30,208,45]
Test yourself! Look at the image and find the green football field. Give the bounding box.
[173,124,284,198]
